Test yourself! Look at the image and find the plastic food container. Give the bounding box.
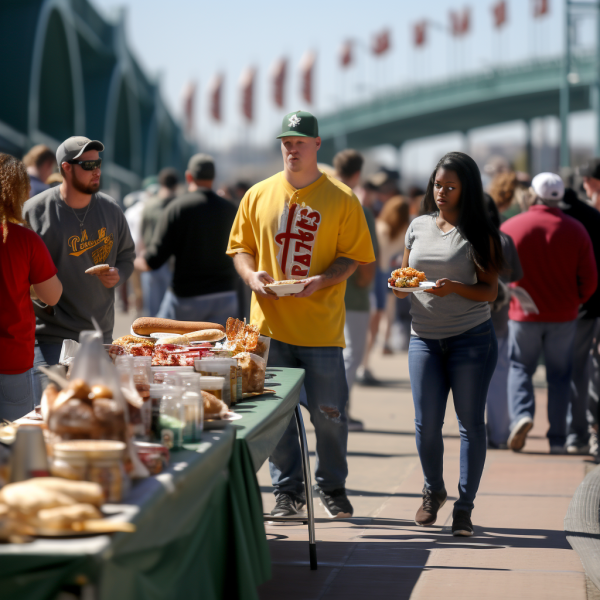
[198,376,226,403]
[194,358,241,405]
[51,440,127,502]
[134,441,169,475]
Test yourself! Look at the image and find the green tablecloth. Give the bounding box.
[0,367,306,600]
[0,430,236,600]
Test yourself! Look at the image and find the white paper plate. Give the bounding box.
[388,281,438,293]
[264,282,307,297]
[204,411,242,430]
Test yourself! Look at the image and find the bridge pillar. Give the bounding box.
[526,119,534,175]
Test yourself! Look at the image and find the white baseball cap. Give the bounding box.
[531,172,564,202]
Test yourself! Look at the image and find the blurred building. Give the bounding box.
[0,0,193,200]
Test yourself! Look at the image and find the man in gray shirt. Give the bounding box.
[24,136,135,401]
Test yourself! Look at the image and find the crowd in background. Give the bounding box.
[1,139,600,464]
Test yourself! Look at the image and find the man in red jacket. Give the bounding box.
[501,173,597,453]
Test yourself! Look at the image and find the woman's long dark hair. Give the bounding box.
[423,152,504,272]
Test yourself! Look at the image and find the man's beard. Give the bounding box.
[71,172,100,195]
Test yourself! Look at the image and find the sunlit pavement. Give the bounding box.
[257,351,591,600]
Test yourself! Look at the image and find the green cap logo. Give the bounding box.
[276,110,319,139]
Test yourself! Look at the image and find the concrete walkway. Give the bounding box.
[257,352,592,600]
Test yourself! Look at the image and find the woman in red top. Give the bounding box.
[0,154,62,421]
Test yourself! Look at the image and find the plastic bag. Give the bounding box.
[56,331,149,478]
[235,352,266,394]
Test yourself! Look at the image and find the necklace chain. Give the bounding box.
[62,193,92,229]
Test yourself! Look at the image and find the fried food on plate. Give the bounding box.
[388,267,427,289]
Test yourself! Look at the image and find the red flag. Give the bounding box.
[450,7,470,37]
[533,0,549,18]
[414,21,427,47]
[209,73,223,122]
[300,51,316,105]
[240,67,256,122]
[340,40,353,67]
[271,58,287,108]
[492,1,507,28]
[372,29,391,55]
[182,81,196,135]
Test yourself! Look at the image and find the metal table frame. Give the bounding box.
[264,405,317,570]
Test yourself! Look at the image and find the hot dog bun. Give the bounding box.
[184,329,226,342]
[131,318,225,336]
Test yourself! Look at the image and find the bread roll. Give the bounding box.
[26,478,104,507]
[184,329,226,342]
[155,335,190,346]
[0,482,76,515]
[201,391,228,419]
[37,503,102,531]
[132,317,225,336]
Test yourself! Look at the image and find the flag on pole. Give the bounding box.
[492,1,507,28]
[271,58,287,108]
[209,73,223,122]
[533,0,549,18]
[240,67,256,122]
[182,81,196,136]
[450,7,471,36]
[300,51,316,104]
[340,40,353,67]
[372,29,391,55]
[414,21,427,47]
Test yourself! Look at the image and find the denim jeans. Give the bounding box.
[0,369,35,421]
[487,335,511,446]
[157,289,238,328]
[33,343,63,404]
[141,263,172,317]
[507,320,577,447]
[268,340,349,498]
[408,319,497,514]
[567,317,598,446]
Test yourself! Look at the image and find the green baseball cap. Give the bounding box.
[276,110,319,139]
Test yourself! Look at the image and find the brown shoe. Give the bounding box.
[415,487,447,526]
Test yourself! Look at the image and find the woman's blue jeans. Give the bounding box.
[408,319,498,515]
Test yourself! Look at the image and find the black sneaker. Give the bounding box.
[315,487,354,519]
[452,510,474,537]
[270,493,306,517]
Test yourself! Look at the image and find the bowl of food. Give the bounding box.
[264,280,308,297]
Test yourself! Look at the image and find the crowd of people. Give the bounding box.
[1,108,599,537]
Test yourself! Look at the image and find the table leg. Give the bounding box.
[295,405,317,570]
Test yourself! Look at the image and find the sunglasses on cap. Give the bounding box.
[67,158,102,171]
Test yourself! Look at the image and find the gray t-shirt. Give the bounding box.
[23,188,135,344]
[405,214,491,339]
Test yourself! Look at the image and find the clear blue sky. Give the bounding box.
[95,0,597,178]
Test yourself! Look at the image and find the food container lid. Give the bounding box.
[199,376,225,388]
[54,440,126,460]
[151,366,195,372]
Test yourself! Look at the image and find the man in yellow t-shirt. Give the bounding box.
[227,111,375,519]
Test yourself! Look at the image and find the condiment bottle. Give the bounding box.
[179,373,203,442]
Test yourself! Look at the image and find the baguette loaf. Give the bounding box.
[131,318,225,336]
[184,329,226,342]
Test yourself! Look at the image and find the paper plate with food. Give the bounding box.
[388,268,437,293]
[264,279,308,296]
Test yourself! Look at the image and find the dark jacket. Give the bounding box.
[562,188,600,319]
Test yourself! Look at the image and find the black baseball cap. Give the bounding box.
[56,136,104,167]
[577,158,600,180]
[187,153,215,180]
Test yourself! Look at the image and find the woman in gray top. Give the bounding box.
[393,152,503,537]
